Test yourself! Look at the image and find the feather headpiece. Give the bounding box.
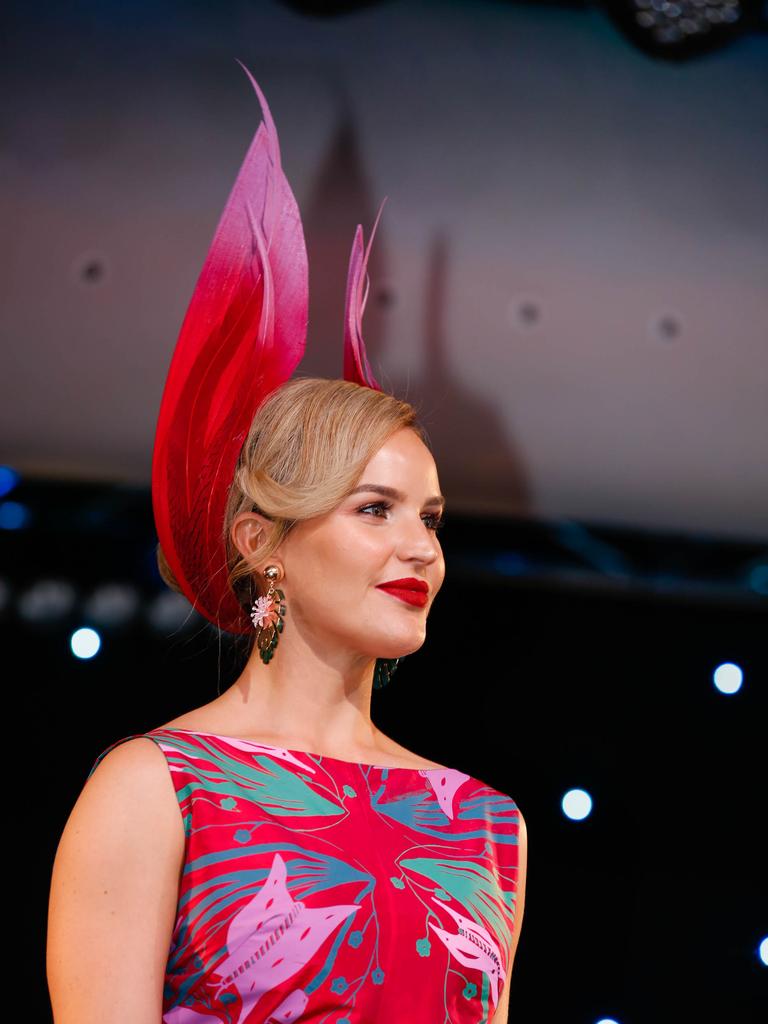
[151,62,386,634]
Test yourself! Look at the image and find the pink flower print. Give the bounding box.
[211,852,360,1024]
[266,988,309,1022]
[157,738,316,774]
[251,595,279,630]
[418,767,470,820]
[427,896,506,1008]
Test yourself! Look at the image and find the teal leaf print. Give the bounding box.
[161,737,344,818]
[401,856,515,952]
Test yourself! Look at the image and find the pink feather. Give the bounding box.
[343,198,387,389]
[151,63,308,633]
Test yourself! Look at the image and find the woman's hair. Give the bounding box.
[156,376,430,654]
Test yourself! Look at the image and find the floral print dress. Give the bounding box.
[88,727,522,1023]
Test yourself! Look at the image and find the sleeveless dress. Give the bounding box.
[88,727,522,1024]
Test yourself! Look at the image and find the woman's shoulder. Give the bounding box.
[67,736,185,872]
[88,729,175,781]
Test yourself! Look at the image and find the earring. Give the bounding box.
[373,657,401,690]
[250,565,286,665]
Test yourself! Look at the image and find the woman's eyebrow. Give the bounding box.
[350,484,446,508]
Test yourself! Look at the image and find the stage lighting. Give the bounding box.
[599,0,757,60]
[0,500,30,529]
[82,583,140,627]
[18,579,77,622]
[146,591,197,633]
[70,626,101,660]
[712,661,743,694]
[562,787,593,821]
[0,466,19,498]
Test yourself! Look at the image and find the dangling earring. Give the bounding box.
[373,657,401,690]
[250,565,286,665]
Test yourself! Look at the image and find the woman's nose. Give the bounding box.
[397,519,440,561]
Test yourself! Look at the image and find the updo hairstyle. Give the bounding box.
[157,376,429,652]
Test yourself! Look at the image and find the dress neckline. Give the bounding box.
[152,727,449,772]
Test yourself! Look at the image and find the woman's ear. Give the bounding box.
[230,510,276,564]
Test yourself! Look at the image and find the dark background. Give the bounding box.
[3,0,766,1021]
[9,478,767,1023]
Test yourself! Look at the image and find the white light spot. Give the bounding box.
[562,788,593,821]
[713,662,743,695]
[70,627,101,660]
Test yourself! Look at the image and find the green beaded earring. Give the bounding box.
[373,657,401,690]
[250,565,286,665]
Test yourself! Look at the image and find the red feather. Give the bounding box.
[151,63,308,634]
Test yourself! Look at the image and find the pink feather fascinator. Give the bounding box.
[151,62,385,633]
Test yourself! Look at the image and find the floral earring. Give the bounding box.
[250,565,286,665]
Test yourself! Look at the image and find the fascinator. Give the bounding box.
[151,62,387,635]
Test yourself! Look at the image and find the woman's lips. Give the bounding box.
[376,585,428,608]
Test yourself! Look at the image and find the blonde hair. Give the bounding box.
[157,376,430,651]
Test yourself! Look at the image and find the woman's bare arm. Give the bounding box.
[46,738,185,1024]
[490,809,527,1024]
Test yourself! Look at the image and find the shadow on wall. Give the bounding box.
[299,89,533,517]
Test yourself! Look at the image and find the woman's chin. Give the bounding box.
[378,633,427,660]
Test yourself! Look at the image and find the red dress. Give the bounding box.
[88,728,522,1023]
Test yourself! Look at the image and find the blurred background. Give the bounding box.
[2,1,766,1021]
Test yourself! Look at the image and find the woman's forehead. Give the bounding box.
[363,429,437,473]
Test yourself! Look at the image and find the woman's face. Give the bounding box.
[259,427,446,665]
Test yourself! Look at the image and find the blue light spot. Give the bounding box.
[0,501,30,529]
[749,565,768,595]
[493,552,529,575]
[0,466,20,498]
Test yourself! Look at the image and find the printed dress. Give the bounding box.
[88,728,522,1024]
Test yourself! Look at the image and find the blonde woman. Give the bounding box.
[46,67,527,1024]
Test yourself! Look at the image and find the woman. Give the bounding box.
[46,66,527,1024]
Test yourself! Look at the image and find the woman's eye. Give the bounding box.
[424,513,446,532]
[359,502,391,519]
[359,503,445,532]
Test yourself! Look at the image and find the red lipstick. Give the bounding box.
[376,577,429,607]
